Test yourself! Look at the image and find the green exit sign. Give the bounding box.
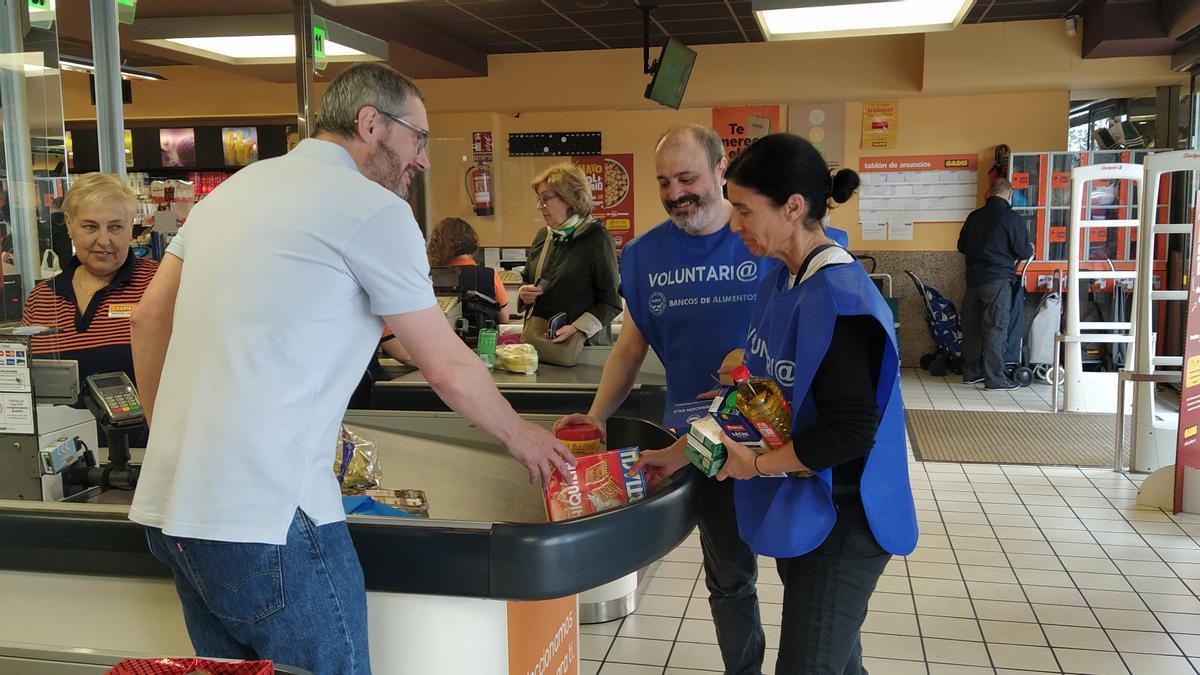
[28,0,52,10]
[312,24,327,61]
[117,0,136,25]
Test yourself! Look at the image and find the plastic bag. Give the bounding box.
[106,657,274,674]
[333,425,381,492]
[495,343,538,374]
[40,250,61,279]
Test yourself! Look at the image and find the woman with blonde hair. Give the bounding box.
[22,172,158,443]
[518,163,621,365]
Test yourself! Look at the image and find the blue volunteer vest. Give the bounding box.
[739,258,917,558]
[621,220,770,410]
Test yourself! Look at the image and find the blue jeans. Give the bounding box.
[145,509,370,675]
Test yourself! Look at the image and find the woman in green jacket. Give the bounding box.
[519,163,622,348]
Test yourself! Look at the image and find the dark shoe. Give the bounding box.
[963,376,985,385]
[985,380,1020,391]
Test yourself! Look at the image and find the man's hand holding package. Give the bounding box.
[505,420,576,487]
[554,413,608,443]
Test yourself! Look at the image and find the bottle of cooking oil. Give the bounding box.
[730,365,813,478]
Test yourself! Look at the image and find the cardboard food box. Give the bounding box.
[685,410,768,478]
[685,417,727,478]
[364,488,430,517]
[544,447,647,522]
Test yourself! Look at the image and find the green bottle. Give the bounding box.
[477,321,497,370]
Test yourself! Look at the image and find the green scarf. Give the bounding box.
[551,213,587,241]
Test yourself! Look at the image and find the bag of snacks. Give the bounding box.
[495,343,539,374]
[333,425,381,492]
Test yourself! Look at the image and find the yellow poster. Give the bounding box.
[861,101,898,149]
[1188,354,1200,388]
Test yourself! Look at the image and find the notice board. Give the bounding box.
[857,154,979,241]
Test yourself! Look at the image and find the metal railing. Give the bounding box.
[1050,333,1136,413]
[1113,370,1181,473]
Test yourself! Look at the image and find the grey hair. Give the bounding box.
[313,63,425,139]
[988,177,1013,196]
[656,124,725,169]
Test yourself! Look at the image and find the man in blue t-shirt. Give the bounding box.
[557,124,769,674]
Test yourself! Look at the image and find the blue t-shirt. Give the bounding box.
[621,219,770,411]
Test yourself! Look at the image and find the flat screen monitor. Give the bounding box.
[645,38,697,110]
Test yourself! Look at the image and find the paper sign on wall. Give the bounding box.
[789,103,846,171]
[712,106,783,163]
[860,101,898,149]
[857,154,980,241]
[861,221,887,241]
[889,222,914,241]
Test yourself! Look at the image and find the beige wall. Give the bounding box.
[834,91,1070,252]
[58,19,1182,249]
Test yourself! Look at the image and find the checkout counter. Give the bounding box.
[372,345,668,423]
[0,406,698,673]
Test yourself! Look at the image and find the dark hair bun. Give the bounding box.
[830,168,860,205]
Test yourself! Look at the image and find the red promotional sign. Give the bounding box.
[571,154,635,251]
[1176,190,1200,513]
[471,131,493,162]
[713,106,782,163]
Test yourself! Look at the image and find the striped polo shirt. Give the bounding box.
[22,251,157,395]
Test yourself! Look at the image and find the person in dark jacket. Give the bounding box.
[518,163,622,346]
[957,178,1032,390]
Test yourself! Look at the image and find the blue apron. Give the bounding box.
[738,260,918,558]
[621,220,768,410]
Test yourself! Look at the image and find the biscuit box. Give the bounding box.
[544,446,647,522]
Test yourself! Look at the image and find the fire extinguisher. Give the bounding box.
[466,162,494,216]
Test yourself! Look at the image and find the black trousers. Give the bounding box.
[697,477,766,675]
[774,504,891,674]
[961,278,1013,387]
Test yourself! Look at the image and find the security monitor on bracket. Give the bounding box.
[639,5,697,110]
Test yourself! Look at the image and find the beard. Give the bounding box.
[365,139,414,198]
[665,190,721,235]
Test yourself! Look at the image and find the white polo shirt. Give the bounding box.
[130,139,436,544]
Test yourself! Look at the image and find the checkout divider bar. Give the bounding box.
[0,418,699,602]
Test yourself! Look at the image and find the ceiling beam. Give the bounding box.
[1081,0,1177,59]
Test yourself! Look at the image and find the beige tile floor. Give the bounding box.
[579,370,1199,674]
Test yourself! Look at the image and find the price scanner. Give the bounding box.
[0,355,147,501]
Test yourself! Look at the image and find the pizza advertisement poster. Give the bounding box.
[571,154,635,251]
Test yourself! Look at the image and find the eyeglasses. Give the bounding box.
[536,194,560,208]
[376,108,429,153]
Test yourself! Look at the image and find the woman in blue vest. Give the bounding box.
[718,134,917,672]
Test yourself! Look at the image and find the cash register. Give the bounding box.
[0,353,146,502]
[431,266,501,347]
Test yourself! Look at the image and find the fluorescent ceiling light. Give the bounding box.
[58,56,166,81]
[753,0,971,40]
[133,14,388,66]
[163,36,365,60]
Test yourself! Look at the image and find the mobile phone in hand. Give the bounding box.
[535,278,549,291]
[548,312,568,339]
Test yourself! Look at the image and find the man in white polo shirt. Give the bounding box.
[129,63,573,674]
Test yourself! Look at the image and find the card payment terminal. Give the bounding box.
[86,372,144,426]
